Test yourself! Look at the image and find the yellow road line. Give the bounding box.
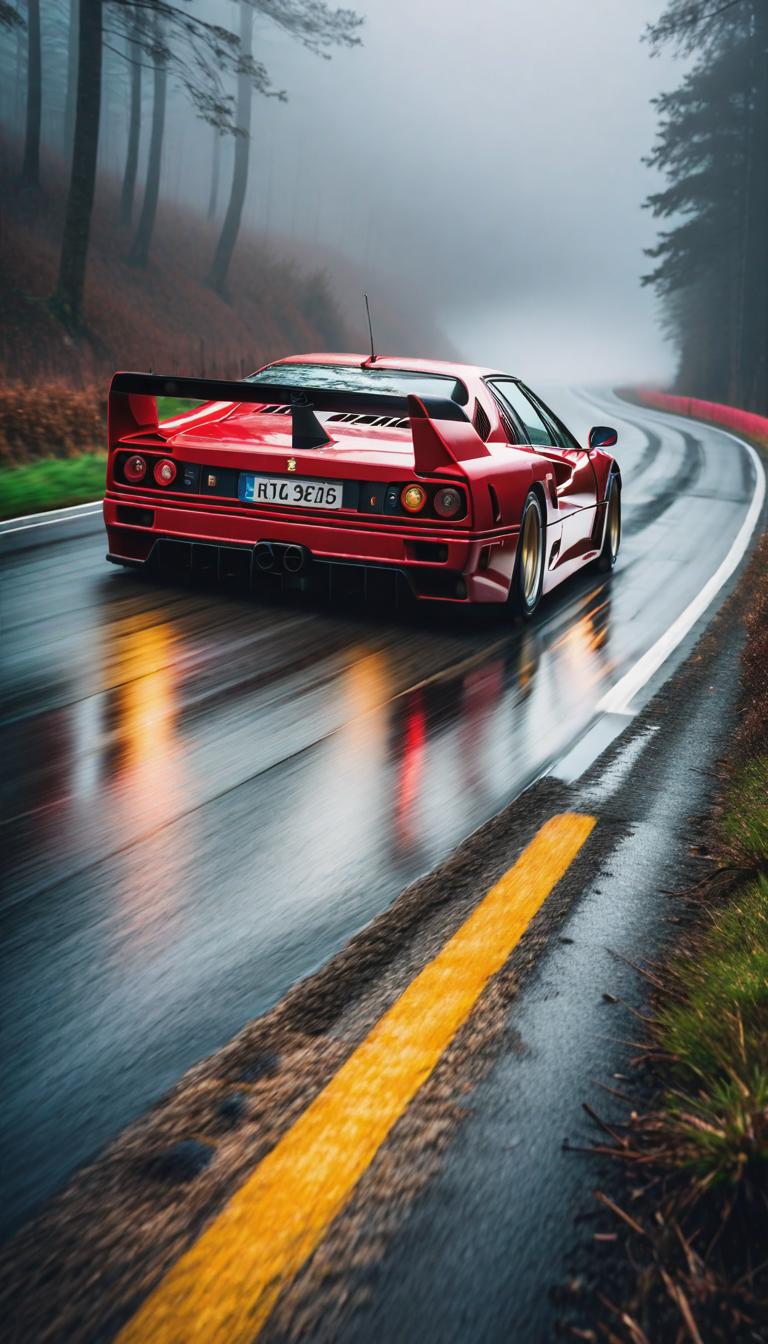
[118,812,596,1343]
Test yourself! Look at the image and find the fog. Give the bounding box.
[166,0,681,383]
[5,0,684,383]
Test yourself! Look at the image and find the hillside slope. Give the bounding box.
[0,144,349,387]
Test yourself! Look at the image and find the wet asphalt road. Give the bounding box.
[0,389,759,1239]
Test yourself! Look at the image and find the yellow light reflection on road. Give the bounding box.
[553,599,614,690]
[111,622,186,949]
[117,624,178,771]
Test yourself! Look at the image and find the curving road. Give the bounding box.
[0,388,762,1240]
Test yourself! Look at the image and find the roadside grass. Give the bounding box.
[0,400,201,518]
[582,535,768,1342]
[0,452,106,519]
[654,540,768,1201]
[657,871,768,1187]
[720,758,768,874]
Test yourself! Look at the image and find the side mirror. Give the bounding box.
[588,425,618,449]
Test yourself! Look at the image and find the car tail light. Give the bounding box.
[401,484,427,514]
[123,454,147,483]
[433,486,464,519]
[154,458,177,487]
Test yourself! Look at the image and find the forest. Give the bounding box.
[0,0,765,422]
[0,0,381,457]
[644,0,768,412]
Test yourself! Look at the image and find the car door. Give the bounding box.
[489,380,598,554]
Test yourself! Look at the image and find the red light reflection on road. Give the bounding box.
[394,691,426,853]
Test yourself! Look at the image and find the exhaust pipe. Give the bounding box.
[254,541,275,572]
[283,544,306,574]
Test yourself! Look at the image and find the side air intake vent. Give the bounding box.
[488,483,501,524]
[473,399,491,441]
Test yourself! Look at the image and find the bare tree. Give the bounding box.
[51,0,102,327]
[207,0,362,299]
[20,0,41,186]
[127,10,166,263]
[119,17,142,225]
[208,123,222,219]
[206,1,262,294]
[64,0,78,154]
[51,0,252,328]
[0,0,24,27]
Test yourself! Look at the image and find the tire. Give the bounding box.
[508,491,545,618]
[595,473,621,572]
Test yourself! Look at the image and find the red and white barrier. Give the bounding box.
[632,388,768,446]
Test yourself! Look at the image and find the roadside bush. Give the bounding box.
[0,383,105,466]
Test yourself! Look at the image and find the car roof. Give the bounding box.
[269,352,516,382]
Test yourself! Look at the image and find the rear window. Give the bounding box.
[248,363,467,405]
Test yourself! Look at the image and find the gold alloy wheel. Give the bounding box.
[607,483,620,557]
[520,502,541,606]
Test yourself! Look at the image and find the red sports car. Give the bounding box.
[104,353,621,616]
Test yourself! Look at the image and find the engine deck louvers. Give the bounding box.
[326,411,410,429]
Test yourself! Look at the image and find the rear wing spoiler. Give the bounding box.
[108,372,491,474]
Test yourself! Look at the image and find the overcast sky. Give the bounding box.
[165,0,684,384]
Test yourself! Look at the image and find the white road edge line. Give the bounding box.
[549,398,765,783]
[598,417,765,715]
[3,498,103,525]
[0,502,103,538]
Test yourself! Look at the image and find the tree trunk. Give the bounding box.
[64,0,78,156]
[21,0,41,186]
[207,1,252,297]
[120,22,142,226]
[15,22,24,131]
[51,0,102,330]
[207,125,221,220]
[128,20,166,267]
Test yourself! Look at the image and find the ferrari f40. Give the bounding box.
[104,354,621,615]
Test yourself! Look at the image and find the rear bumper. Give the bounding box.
[103,495,517,603]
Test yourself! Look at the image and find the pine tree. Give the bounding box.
[643,0,768,411]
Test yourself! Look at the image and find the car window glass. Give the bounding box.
[249,364,467,404]
[490,382,556,447]
[521,385,581,450]
[490,395,520,443]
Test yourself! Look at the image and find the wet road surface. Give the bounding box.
[327,623,745,1344]
[0,389,760,1238]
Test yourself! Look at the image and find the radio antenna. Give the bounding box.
[364,293,377,364]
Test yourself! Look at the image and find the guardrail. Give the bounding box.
[631,388,768,446]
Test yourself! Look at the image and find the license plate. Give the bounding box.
[239,473,344,510]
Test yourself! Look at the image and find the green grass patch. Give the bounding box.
[651,533,768,1195]
[657,850,768,1188]
[0,399,203,518]
[0,451,106,519]
[721,756,768,870]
